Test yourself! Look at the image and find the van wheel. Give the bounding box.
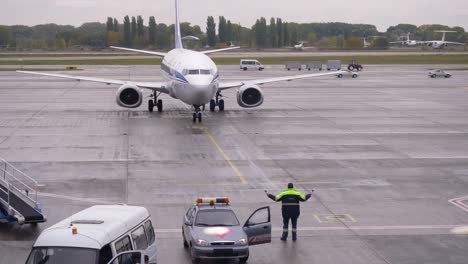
[243,67,247,71]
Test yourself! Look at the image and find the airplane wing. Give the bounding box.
[109,46,167,57]
[218,70,345,90]
[16,71,169,93]
[444,42,465,45]
[201,46,240,54]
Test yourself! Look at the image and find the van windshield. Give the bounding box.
[26,247,98,264]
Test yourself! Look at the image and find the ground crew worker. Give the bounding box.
[266,183,312,241]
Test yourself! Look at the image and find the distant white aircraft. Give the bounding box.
[422,31,465,49]
[289,42,314,51]
[390,33,423,47]
[17,0,342,122]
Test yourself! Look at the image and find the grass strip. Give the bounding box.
[0,55,467,65]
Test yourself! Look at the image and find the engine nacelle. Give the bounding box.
[237,85,264,108]
[116,84,143,108]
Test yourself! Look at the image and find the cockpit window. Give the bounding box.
[186,69,212,75]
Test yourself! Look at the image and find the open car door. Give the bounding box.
[107,251,147,264]
[243,206,271,245]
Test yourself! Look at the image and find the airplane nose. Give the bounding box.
[191,84,213,104]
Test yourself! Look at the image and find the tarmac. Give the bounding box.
[1,64,468,263]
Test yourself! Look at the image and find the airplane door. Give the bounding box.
[243,206,271,245]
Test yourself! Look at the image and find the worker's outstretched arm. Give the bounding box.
[266,193,277,201]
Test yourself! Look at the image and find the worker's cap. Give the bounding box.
[288,183,294,189]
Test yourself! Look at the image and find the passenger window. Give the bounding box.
[132,226,149,250]
[98,244,113,264]
[145,220,156,245]
[114,235,132,254]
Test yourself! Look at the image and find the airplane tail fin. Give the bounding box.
[174,0,183,49]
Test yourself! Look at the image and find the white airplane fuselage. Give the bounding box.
[162,49,219,106]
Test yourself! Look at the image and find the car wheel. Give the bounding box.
[239,251,249,263]
[182,230,189,248]
[431,74,436,78]
[352,74,358,78]
[445,75,451,78]
[337,74,343,78]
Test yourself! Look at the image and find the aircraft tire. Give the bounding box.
[148,100,154,112]
[209,99,216,112]
[219,99,225,111]
[192,113,197,123]
[198,113,202,122]
[157,99,163,112]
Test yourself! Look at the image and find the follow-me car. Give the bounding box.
[182,197,271,263]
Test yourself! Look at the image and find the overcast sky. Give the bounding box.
[2,0,468,31]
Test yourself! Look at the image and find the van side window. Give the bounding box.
[145,220,155,245]
[132,226,149,250]
[98,244,113,264]
[115,235,132,254]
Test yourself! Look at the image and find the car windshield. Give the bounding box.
[26,247,98,264]
[195,209,239,226]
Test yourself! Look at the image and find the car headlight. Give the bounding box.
[195,239,210,247]
[235,238,248,246]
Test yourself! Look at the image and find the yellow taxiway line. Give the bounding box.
[201,124,248,184]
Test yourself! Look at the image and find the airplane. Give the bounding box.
[288,41,314,51]
[361,36,379,48]
[422,31,465,49]
[17,0,342,123]
[390,33,423,47]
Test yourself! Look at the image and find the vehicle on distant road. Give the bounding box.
[240,59,264,71]
[182,197,271,264]
[286,61,303,71]
[327,60,341,71]
[337,71,359,79]
[347,60,363,71]
[428,69,451,78]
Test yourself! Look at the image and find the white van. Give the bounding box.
[240,59,264,71]
[25,205,157,264]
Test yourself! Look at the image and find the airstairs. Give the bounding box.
[0,158,46,225]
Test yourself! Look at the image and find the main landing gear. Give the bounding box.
[148,91,163,112]
[209,92,225,112]
[192,105,203,123]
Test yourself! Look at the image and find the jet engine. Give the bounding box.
[116,84,143,108]
[237,85,264,108]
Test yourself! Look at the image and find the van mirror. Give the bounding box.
[107,251,145,264]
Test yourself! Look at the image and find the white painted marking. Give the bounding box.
[38,192,122,205]
[449,195,468,212]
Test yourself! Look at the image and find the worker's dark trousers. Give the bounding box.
[281,214,298,240]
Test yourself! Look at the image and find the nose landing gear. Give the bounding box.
[192,105,203,123]
[209,91,225,112]
[148,91,163,112]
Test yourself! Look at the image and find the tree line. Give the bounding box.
[0,17,466,51]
